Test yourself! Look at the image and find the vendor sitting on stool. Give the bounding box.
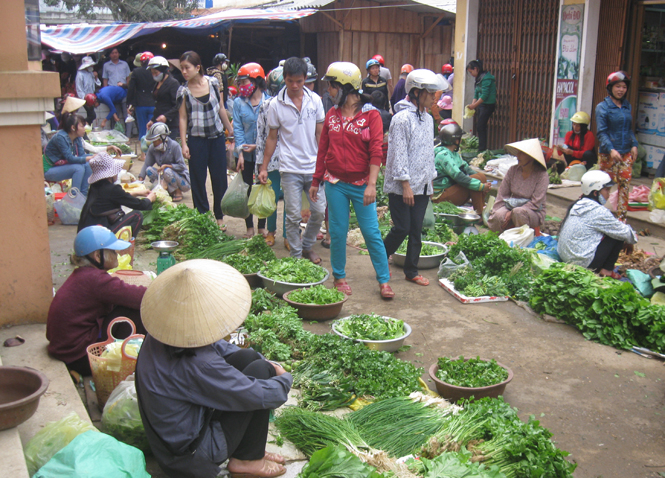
[139,122,191,202]
[558,170,637,279]
[488,138,549,233]
[433,119,491,215]
[78,153,156,236]
[135,259,291,478]
[552,111,596,173]
[46,226,148,376]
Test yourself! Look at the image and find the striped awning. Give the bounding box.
[40,8,317,54]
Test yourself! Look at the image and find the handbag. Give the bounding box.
[504,197,529,211]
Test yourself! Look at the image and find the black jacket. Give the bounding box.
[127,67,156,108]
[78,180,152,231]
[151,74,181,133]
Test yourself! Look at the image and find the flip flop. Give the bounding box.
[321,238,331,249]
[172,195,183,202]
[380,283,395,299]
[302,249,322,265]
[334,280,352,295]
[264,452,286,464]
[228,459,286,478]
[265,232,275,247]
[406,275,429,286]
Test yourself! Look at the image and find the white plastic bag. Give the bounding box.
[650,209,665,224]
[499,225,534,248]
[101,375,149,452]
[560,164,586,181]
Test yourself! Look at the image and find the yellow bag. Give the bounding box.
[649,178,665,210]
[247,180,277,218]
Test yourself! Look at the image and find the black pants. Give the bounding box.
[212,349,275,461]
[475,103,495,152]
[564,150,597,169]
[588,236,624,272]
[84,105,96,125]
[384,191,430,279]
[66,305,145,376]
[109,210,144,237]
[188,135,227,220]
[241,151,266,230]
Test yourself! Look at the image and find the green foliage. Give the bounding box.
[249,288,285,315]
[396,241,444,256]
[288,285,345,305]
[221,254,264,274]
[432,201,463,215]
[335,314,405,341]
[436,356,509,388]
[261,258,327,284]
[299,446,385,478]
[44,0,199,22]
[416,449,506,478]
[244,235,276,261]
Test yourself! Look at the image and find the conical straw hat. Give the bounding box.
[141,259,251,348]
[504,138,547,168]
[62,96,86,114]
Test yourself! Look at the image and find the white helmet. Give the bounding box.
[146,122,171,143]
[147,56,169,70]
[405,69,450,94]
[581,170,614,196]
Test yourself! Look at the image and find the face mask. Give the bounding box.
[238,83,256,98]
[331,88,343,106]
[87,67,94,72]
[221,63,228,71]
[598,194,607,205]
[155,141,166,152]
[153,72,164,82]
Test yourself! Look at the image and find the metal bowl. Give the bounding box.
[393,241,447,269]
[459,212,481,223]
[151,241,179,252]
[0,366,49,430]
[243,273,263,289]
[332,317,412,353]
[283,289,348,321]
[257,268,330,296]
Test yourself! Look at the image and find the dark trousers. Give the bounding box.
[241,151,266,230]
[588,235,624,272]
[384,191,430,279]
[188,135,227,219]
[563,150,597,169]
[476,103,495,152]
[110,210,144,238]
[211,349,275,461]
[66,305,145,376]
[83,105,96,125]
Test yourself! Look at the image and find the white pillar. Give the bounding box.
[452,0,478,132]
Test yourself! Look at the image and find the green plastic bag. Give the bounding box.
[248,180,277,219]
[221,172,250,218]
[33,431,150,478]
[24,412,97,476]
[423,199,435,229]
[626,269,654,298]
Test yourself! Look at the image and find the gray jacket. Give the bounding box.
[558,198,637,267]
[140,137,190,184]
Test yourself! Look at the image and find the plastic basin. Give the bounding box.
[258,268,330,296]
[283,289,348,321]
[393,241,447,269]
[0,366,50,430]
[428,360,513,403]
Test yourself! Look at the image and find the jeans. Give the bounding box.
[241,151,266,230]
[266,170,286,237]
[476,103,496,152]
[135,105,155,140]
[280,172,326,257]
[187,135,227,219]
[44,162,92,196]
[383,192,430,279]
[326,181,390,283]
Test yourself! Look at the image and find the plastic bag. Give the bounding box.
[423,199,435,229]
[560,164,586,181]
[499,225,534,248]
[221,173,250,218]
[651,291,665,305]
[531,252,557,274]
[33,430,150,478]
[437,251,470,278]
[248,180,277,218]
[102,375,149,452]
[527,236,560,260]
[463,106,476,119]
[649,178,665,210]
[650,209,665,224]
[24,412,97,476]
[482,195,495,228]
[54,187,85,225]
[626,269,654,298]
[101,338,142,372]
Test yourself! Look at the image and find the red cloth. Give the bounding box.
[46,267,146,363]
[313,107,384,187]
[563,130,595,160]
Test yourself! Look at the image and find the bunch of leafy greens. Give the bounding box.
[335,314,405,340]
[436,356,509,388]
[396,241,444,256]
[222,254,264,274]
[299,446,384,478]
[261,258,327,284]
[412,449,505,478]
[449,269,510,298]
[287,285,345,305]
[529,263,665,352]
[432,201,463,215]
[140,203,196,244]
[244,235,276,262]
[460,134,480,152]
[250,288,286,315]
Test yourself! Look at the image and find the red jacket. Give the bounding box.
[563,130,595,160]
[46,267,146,363]
[313,106,384,187]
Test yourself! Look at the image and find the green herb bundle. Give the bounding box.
[436,356,508,388]
[299,446,384,478]
[190,240,247,261]
[287,285,345,305]
[395,241,444,256]
[244,235,276,262]
[250,288,286,314]
[221,253,264,274]
[335,314,405,341]
[261,257,327,284]
[432,201,463,215]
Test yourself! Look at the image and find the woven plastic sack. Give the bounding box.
[221,173,250,218]
[423,199,435,229]
[24,412,97,476]
[499,225,534,248]
[248,180,277,219]
[33,430,150,478]
[437,251,469,278]
[102,375,149,452]
[649,178,665,210]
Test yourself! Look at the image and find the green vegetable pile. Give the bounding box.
[413,449,504,478]
[395,241,444,256]
[222,253,264,275]
[432,201,463,215]
[250,288,285,314]
[548,167,562,185]
[334,314,405,341]
[244,235,276,262]
[287,285,345,305]
[529,263,665,352]
[436,356,509,388]
[460,134,480,152]
[300,446,384,478]
[260,257,327,284]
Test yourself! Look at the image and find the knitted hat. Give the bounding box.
[88,153,125,184]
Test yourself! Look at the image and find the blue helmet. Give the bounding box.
[74,226,131,256]
[366,58,380,70]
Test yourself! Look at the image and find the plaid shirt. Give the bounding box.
[177,76,225,139]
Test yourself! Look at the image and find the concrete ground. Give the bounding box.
[13,164,665,477]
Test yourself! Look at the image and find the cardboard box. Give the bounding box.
[643,144,665,170]
[638,105,659,133]
[639,131,665,148]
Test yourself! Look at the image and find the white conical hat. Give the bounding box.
[504,138,547,168]
[62,96,86,114]
[141,259,251,348]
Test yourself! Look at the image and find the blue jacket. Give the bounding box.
[595,96,638,155]
[97,86,127,120]
[44,130,87,165]
[232,92,267,157]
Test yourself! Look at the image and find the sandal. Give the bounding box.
[171,194,183,202]
[406,275,429,286]
[317,232,324,240]
[265,232,275,247]
[334,279,352,296]
[228,459,286,478]
[302,249,322,265]
[218,222,227,232]
[264,452,286,464]
[380,283,395,299]
[321,238,331,249]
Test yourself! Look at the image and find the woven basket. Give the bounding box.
[87,317,144,408]
[111,270,152,288]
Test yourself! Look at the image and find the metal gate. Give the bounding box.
[476,0,559,149]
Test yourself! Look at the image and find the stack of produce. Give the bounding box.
[435,356,508,388]
[334,314,405,341]
[260,257,327,284]
[432,202,463,215]
[287,285,345,305]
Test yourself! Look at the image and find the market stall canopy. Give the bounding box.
[40,8,317,54]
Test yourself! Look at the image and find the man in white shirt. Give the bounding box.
[258,57,326,264]
[102,48,131,134]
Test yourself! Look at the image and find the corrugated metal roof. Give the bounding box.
[210,0,455,14]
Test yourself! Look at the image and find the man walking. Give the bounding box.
[102,48,131,133]
[258,57,326,264]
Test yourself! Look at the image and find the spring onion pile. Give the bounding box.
[334,314,405,341]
